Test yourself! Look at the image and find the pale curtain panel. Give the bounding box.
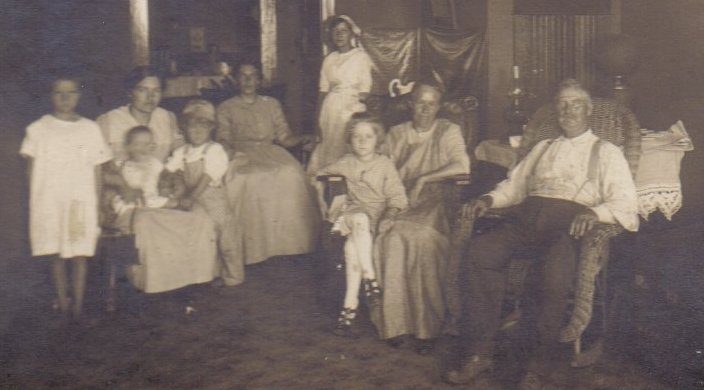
[259,0,278,86]
[321,0,335,55]
[513,15,613,104]
[130,0,150,66]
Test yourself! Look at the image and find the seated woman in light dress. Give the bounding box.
[216,61,319,266]
[372,81,470,355]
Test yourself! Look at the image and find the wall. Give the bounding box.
[276,0,308,133]
[150,0,259,56]
[622,0,704,222]
[622,0,704,125]
[484,0,513,139]
[1,1,133,263]
[1,0,132,116]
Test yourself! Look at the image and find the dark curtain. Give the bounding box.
[361,29,420,96]
[422,29,485,98]
[361,28,485,98]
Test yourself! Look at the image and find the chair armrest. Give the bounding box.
[579,223,624,267]
[285,143,310,166]
[317,175,347,205]
[445,173,471,186]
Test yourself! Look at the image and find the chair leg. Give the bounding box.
[98,236,118,312]
[572,258,609,368]
[572,338,604,368]
[106,264,117,312]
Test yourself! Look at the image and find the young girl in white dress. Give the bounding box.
[315,113,408,336]
[20,76,112,322]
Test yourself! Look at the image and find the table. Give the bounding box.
[634,122,693,220]
[474,139,519,169]
[163,76,226,98]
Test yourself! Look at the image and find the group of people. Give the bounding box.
[23,61,320,315]
[22,14,640,388]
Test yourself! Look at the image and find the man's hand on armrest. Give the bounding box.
[569,209,598,239]
[446,173,471,185]
[461,195,493,221]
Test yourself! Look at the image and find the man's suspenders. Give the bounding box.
[527,137,606,200]
[587,139,605,181]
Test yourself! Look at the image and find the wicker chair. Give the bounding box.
[518,97,641,175]
[450,98,642,367]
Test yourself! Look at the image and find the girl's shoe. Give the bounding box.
[362,278,382,307]
[415,338,435,356]
[333,308,358,338]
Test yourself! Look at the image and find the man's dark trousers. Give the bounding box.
[459,196,590,361]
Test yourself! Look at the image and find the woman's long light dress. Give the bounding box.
[20,115,112,258]
[216,95,319,265]
[128,143,231,293]
[372,119,470,340]
[307,47,373,174]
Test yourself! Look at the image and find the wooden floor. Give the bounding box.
[0,252,675,390]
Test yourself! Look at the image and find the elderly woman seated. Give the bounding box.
[372,80,470,354]
[216,61,320,271]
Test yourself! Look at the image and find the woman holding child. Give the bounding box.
[104,100,239,293]
[97,66,182,163]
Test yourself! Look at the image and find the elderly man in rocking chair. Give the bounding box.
[445,79,639,388]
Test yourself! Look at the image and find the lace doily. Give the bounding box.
[637,185,682,220]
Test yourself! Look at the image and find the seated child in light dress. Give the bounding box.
[103,126,179,234]
[315,113,408,337]
[163,99,240,286]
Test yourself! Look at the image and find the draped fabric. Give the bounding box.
[360,28,485,97]
[361,29,420,95]
[422,29,485,97]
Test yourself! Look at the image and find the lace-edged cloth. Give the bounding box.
[637,185,683,220]
[635,121,693,220]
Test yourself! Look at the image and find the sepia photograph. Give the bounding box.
[0,0,702,388]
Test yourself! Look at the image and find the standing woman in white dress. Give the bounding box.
[307,15,373,174]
